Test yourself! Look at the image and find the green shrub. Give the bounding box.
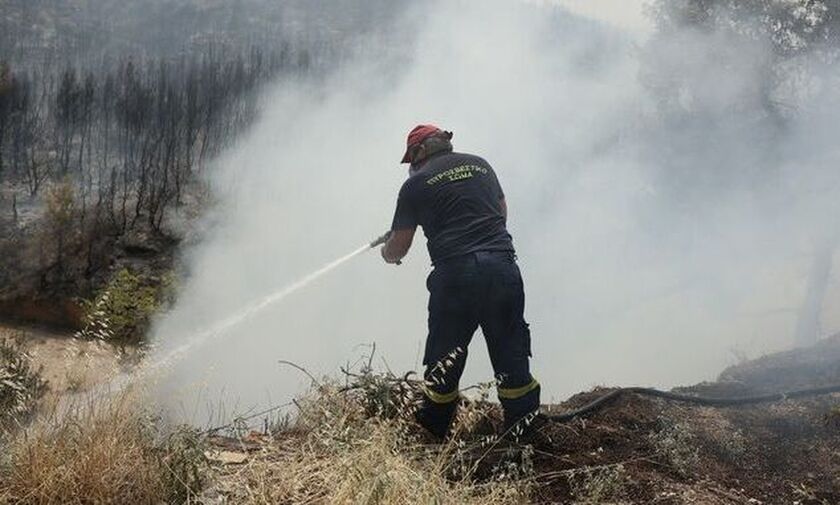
[77,268,173,346]
[0,336,46,425]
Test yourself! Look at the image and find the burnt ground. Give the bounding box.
[524,390,839,504]
[522,335,840,504]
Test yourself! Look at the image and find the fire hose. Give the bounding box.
[545,383,840,422]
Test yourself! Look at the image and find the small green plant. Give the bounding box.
[568,463,628,503]
[709,426,747,462]
[157,425,209,503]
[0,336,46,424]
[650,417,700,477]
[343,363,416,420]
[77,268,173,346]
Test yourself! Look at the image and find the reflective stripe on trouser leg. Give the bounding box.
[417,369,462,437]
[498,377,541,430]
[423,385,460,404]
[498,378,540,400]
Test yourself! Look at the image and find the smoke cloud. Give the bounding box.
[151,0,840,422]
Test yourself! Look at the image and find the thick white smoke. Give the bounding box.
[152,0,840,422]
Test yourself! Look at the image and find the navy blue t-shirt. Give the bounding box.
[391,151,514,265]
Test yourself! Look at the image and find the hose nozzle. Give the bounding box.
[370,231,392,248]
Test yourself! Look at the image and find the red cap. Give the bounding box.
[400,124,444,164]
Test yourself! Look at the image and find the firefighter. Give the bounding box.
[380,124,540,438]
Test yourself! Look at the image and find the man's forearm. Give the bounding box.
[381,228,416,264]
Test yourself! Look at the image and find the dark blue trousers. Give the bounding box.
[416,251,540,438]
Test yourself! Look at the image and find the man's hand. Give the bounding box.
[370,231,392,248]
[382,228,416,264]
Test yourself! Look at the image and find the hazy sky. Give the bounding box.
[552,0,652,33]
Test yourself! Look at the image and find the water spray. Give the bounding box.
[109,231,392,391]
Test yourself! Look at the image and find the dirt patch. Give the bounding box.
[0,323,129,395]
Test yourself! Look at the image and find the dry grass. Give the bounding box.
[0,389,207,505]
[0,353,534,505]
[211,376,533,504]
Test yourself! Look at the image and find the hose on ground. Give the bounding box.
[545,383,840,423]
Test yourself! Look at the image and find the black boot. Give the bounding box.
[415,399,458,440]
[500,383,541,432]
[500,384,551,446]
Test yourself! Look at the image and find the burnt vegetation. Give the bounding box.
[0,0,408,329]
[1,52,288,221]
[0,51,298,321]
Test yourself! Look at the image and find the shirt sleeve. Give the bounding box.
[391,182,418,231]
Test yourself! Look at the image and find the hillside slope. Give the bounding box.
[203,336,840,504]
